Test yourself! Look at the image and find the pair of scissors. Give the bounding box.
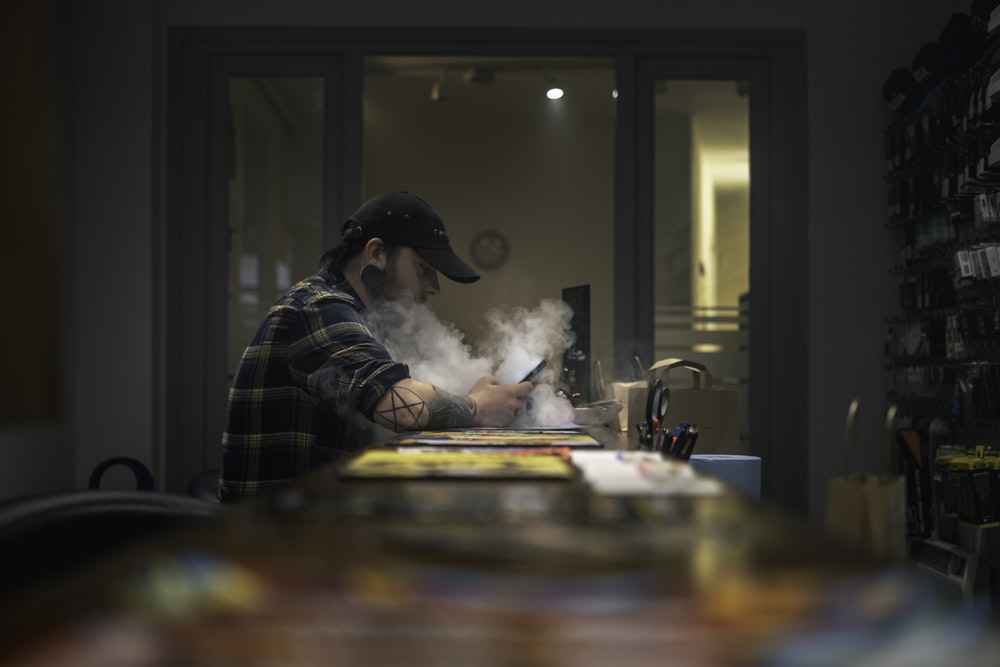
[644,378,669,448]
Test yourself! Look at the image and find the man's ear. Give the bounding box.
[363,238,386,265]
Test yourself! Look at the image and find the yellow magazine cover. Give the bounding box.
[340,449,576,479]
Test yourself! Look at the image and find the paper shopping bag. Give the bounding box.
[606,355,649,436]
[646,358,741,455]
[824,400,907,563]
[825,473,907,563]
[612,380,649,435]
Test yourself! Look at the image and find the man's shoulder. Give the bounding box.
[281,274,360,309]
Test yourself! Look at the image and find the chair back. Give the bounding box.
[88,456,156,491]
[0,490,225,599]
[188,467,222,502]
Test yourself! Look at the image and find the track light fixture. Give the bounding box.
[463,67,495,84]
[430,71,447,102]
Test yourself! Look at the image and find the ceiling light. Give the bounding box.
[543,71,564,100]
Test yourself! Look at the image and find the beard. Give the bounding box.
[367,264,395,304]
[368,257,426,305]
[367,260,423,341]
[365,286,420,371]
[366,253,401,303]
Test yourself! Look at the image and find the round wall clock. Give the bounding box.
[470,230,509,269]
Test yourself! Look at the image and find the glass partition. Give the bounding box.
[652,79,750,448]
[362,56,617,392]
[226,77,325,377]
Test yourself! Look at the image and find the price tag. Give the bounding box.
[985,245,1000,277]
[956,250,975,278]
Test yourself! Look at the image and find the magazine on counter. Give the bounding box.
[339,448,577,479]
[390,428,603,448]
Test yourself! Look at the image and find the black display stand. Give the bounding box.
[562,284,591,404]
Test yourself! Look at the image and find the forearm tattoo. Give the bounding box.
[374,384,476,431]
[426,386,477,429]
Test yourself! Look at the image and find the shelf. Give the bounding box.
[884,27,1000,445]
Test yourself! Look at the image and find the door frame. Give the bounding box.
[167,38,345,491]
[627,44,808,507]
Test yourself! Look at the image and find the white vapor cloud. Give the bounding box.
[368,297,577,426]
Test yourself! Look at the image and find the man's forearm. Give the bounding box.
[373,378,476,431]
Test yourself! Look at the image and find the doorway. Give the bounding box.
[652,78,750,451]
[167,28,807,511]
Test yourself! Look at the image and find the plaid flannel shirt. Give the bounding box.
[220,273,409,500]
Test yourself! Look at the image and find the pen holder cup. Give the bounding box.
[642,358,741,455]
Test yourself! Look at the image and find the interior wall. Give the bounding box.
[714,186,749,308]
[654,113,693,309]
[0,0,62,423]
[225,78,326,375]
[27,0,967,520]
[803,0,970,522]
[69,0,157,491]
[0,0,71,499]
[690,140,709,309]
[363,114,616,373]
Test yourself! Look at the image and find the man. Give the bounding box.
[220,191,532,500]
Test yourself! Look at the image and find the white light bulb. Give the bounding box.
[546,86,564,100]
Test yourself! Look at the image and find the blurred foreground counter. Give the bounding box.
[2,443,999,666]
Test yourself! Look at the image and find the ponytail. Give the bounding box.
[320,221,365,280]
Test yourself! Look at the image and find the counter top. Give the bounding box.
[1,429,997,666]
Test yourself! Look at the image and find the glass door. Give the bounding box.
[651,78,750,451]
[630,53,808,506]
[226,76,326,376]
[168,49,342,492]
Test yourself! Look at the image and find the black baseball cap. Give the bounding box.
[344,191,480,284]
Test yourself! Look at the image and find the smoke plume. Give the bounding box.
[368,298,577,427]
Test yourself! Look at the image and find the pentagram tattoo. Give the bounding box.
[374,385,427,430]
[374,384,476,430]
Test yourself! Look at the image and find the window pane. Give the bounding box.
[652,79,749,446]
[226,77,325,377]
[362,56,616,397]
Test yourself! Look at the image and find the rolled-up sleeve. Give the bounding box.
[288,298,410,420]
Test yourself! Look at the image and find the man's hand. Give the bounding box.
[467,376,534,426]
